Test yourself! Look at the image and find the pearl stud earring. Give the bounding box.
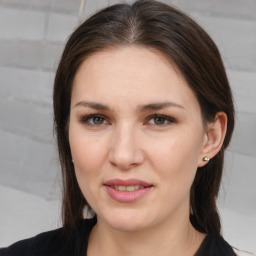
[203,156,210,162]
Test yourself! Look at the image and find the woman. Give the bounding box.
[0,0,248,255]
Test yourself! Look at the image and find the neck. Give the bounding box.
[87,214,206,256]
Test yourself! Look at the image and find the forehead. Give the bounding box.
[71,46,199,111]
[76,46,181,80]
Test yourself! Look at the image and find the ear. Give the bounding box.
[198,112,227,167]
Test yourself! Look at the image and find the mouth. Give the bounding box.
[104,179,153,203]
[107,185,149,192]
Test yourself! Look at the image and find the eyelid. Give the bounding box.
[78,113,175,127]
[79,114,110,126]
[146,114,175,125]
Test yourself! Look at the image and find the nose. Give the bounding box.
[108,125,145,170]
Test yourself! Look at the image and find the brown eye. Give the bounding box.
[92,116,104,125]
[147,114,174,126]
[80,114,108,126]
[153,116,166,125]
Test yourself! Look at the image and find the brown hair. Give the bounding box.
[53,0,234,236]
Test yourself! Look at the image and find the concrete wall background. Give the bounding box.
[0,0,255,251]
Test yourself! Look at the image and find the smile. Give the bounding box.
[109,185,146,191]
[104,179,153,203]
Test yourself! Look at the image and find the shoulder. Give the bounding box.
[0,226,66,256]
[233,248,255,256]
[196,235,237,255]
[0,218,96,256]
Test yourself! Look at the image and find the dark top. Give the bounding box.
[0,217,237,256]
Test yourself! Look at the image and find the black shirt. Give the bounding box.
[0,217,237,256]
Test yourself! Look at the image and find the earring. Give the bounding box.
[203,156,210,162]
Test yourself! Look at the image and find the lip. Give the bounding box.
[104,179,153,203]
[104,178,151,187]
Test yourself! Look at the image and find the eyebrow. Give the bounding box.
[73,101,110,110]
[73,101,185,111]
[137,102,185,112]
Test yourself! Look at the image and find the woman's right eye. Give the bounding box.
[80,114,108,126]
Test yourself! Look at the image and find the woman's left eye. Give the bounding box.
[147,115,174,126]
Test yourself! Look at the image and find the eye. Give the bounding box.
[147,114,174,126]
[80,114,109,126]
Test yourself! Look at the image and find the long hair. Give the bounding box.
[53,0,235,236]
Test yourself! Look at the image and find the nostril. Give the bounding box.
[108,150,144,170]
[108,130,145,170]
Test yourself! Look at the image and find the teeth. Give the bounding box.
[116,185,126,191]
[111,185,145,191]
[127,185,139,191]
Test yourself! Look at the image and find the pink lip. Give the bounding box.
[104,179,153,203]
[104,179,151,187]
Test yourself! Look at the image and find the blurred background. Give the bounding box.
[0,0,255,252]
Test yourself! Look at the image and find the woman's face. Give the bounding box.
[69,46,208,232]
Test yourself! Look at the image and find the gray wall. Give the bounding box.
[0,0,255,244]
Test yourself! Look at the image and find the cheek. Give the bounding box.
[69,134,108,204]
[69,131,108,180]
[150,140,201,212]
[148,132,203,184]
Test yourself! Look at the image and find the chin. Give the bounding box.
[100,208,153,233]
[109,219,148,233]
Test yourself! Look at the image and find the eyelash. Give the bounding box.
[146,114,175,126]
[79,114,109,127]
[79,114,175,127]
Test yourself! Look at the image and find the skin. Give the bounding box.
[69,46,227,256]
